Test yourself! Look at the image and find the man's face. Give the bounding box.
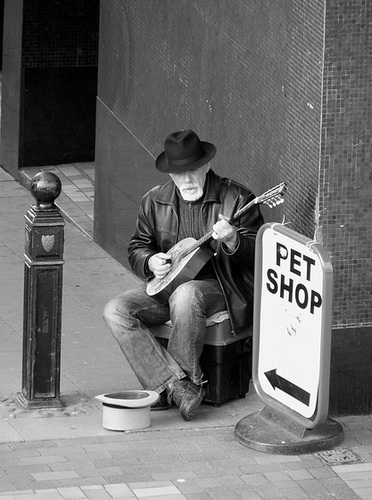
[170,164,210,201]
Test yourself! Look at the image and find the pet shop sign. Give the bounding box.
[252,223,333,427]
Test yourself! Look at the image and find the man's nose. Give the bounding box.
[183,173,194,182]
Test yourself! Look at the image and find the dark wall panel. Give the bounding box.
[94,99,163,269]
[0,0,99,173]
[0,0,23,178]
[96,0,324,248]
[20,0,100,167]
[22,67,97,166]
[330,326,372,415]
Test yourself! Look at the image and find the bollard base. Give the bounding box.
[235,406,344,455]
[17,393,63,410]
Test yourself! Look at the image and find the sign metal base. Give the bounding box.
[235,406,344,455]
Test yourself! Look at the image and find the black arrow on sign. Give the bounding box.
[265,369,311,406]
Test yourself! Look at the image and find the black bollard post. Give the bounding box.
[18,172,65,409]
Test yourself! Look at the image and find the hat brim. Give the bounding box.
[95,390,159,408]
[155,141,216,173]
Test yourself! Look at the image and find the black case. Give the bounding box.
[152,319,252,406]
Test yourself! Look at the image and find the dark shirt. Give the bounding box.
[177,194,216,280]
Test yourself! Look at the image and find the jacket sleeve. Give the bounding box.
[218,187,264,268]
[128,192,158,279]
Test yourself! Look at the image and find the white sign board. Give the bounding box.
[253,224,333,428]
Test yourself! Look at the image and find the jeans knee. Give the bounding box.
[170,281,204,312]
[103,294,136,326]
[103,295,130,325]
[102,298,116,326]
[170,282,191,304]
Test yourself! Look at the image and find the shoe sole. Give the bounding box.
[151,403,170,411]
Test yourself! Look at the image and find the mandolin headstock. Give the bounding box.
[229,182,288,224]
[257,182,287,209]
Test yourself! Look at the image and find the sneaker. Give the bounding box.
[167,379,206,421]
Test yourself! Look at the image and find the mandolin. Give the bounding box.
[146,182,287,300]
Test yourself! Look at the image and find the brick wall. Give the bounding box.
[320,1,372,328]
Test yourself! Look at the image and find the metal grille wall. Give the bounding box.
[22,0,99,68]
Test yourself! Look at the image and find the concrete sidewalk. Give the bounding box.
[0,167,371,499]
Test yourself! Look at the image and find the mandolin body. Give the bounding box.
[146,237,214,301]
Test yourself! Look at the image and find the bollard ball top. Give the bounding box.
[30,172,62,209]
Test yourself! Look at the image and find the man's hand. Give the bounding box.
[148,253,172,278]
[212,214,238,251]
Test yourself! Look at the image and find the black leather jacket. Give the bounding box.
[128,170,264,334]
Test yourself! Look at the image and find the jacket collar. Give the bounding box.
[155,169,221,207]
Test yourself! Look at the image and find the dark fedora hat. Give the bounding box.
[156,129,216,173]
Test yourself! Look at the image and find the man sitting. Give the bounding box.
[103,129,264,420]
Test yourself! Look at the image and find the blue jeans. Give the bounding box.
[103,279,226,394]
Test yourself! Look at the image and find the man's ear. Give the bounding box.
[205,163,211,173]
